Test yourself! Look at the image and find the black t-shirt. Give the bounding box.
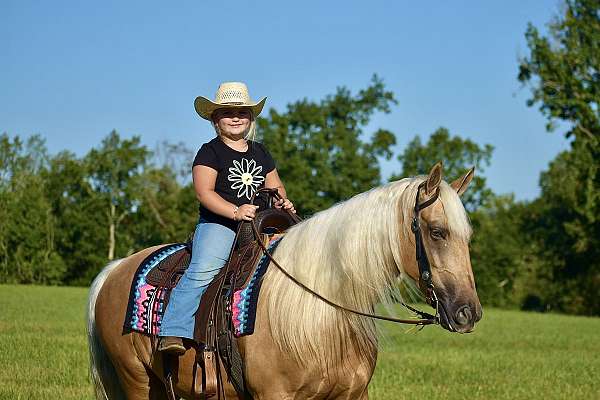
[192,137,276,231]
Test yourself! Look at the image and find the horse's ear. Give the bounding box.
[426,162,443,195]
[451,167,475,197]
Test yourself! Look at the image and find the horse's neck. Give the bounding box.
[305,196,401,305]
[260,189,406,372]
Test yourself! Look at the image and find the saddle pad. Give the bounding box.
[231,236,282,337]
[124,237,283,337]
[124,243,187,335]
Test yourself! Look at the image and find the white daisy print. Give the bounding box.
[227,158,265,200]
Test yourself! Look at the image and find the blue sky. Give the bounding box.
[1,1,569,200]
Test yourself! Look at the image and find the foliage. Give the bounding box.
[518,0,600,142]
[2,173,66,284]
[0,133,66,285]
[392,127,494,211]
[518,0,600,315]
[0,133,48,187]
[85,130,150,260]
[42,151,106,285]
[0,130,197,285]
[129,167,197,249]
[521,141,600,314]
[469,195,545,309]
[258,75,397,216]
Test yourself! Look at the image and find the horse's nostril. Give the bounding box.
[475,306,483,322]
[454,305,472,326]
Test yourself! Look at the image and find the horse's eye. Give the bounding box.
[430,228,446,241]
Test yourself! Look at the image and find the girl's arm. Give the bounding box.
[265,169,295,212]
[193,165,257,221]
[265,169,287,198]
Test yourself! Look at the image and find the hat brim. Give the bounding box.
[194,96,267,121]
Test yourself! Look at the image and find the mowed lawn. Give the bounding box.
[1,284,599,400]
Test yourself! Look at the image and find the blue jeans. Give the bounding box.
[159,221,235,339]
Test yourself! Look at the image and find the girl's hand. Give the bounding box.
[274,198,296,214]
[234,204,259,221]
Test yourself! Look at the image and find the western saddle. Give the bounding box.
[146,188,300,400]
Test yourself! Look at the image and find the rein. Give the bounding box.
[248,186,440,327]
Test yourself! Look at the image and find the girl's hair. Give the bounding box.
[212,109,257,141]
[245,119,257,141]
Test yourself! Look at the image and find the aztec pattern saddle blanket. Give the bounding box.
[124,236,283,337]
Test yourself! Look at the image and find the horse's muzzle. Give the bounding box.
[438,301,482,333]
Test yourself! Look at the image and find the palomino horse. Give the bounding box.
[87,162,482,399]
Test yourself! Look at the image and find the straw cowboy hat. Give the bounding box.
[194,82,267,121]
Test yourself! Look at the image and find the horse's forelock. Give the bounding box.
[399,177,472,242]
[438,182,472,241]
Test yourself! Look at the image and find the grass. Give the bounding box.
[1,284,599,399]
[371,308,600,399]
[0,285,91,399]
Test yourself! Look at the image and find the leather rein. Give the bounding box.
[248,186,440,327]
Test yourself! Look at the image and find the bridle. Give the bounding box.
[248,185,441,327]
[411,182,440,313]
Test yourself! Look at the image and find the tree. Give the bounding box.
[43,151,106,284]
[152,140,195,184]
[85,130,150,260]
[258,75,397,216]
[0,133,49,188]
[40,137,196,285]
[4,173,66,284]
[0,133,66,284]
[130,141,198,247]
[468,195,548,309]
[129,166,197,248]
[523,141,600,314]
[518,0,600,142]
[392,127,494,211]
[518,0,600,314]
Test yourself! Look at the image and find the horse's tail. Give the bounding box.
[87,260,127,400]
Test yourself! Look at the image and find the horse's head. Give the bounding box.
[402,162,482,333]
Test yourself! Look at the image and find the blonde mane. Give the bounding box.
[262,177,471,371]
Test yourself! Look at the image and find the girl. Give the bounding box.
[158,82,295,354]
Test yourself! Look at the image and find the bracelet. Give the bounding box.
[233,206,239,220]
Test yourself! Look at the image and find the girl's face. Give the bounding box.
[213,108,252,139]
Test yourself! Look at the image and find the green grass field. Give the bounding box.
[1,284,599,399]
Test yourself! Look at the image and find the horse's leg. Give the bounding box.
[93,248,171,400]
[238,272,375,400]
[93,249,229,399]
[126,331,214,400]
[114,356,169,400]
[88,260,129,399]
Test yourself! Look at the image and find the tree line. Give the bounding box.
[1,0,598,315]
